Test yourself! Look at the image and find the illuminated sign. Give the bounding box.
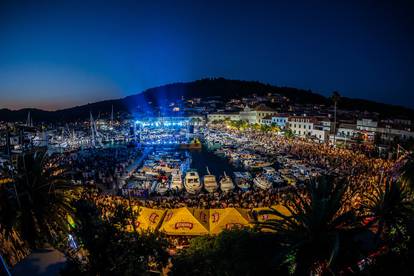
[174,222,193,229]
[225,223,243,230]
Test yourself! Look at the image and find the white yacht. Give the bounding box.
[184,170,202,194]
[263,167,276,175]
[234,171,252,191]
[203,167,218,193]
[219,171,234,193]
[170,171,183,191]
[253,175,272,190]
[156,181,170,195]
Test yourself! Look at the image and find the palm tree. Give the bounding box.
[331,91,341,144]
[258,176,365,275]
[3,150,77,248]
[359,177,414,274]
[399,153,414,191]
[362,177,414,244]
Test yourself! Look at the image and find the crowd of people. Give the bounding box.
[81,187,291,217]
[206,124,396,208]
[53,123,398,214]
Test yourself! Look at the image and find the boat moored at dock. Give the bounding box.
[184,170,202,194]
[203,167,218,193]
[219,171,234,193]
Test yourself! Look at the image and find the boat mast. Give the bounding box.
[110,105,114,126]
[90,112,95,147]
[26,111,31,127]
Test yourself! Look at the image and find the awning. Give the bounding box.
[209,208,252,234]
[253,205,292,232]
[135,207,166,231]
[253,204,291,222]
[159,207,210,235]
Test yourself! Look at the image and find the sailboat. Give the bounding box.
[203,167,218,193]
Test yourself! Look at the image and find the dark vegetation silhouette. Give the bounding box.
[1,78,413,122]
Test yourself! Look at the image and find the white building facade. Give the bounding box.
[239,105,277,124]
[287,116,317,138]
[207,113,240,122]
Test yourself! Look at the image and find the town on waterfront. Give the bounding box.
[1,1,414,275]
[2,87,414,275]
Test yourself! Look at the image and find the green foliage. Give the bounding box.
[362,178,414,248]
[0,150,76,248]
[62,199,169,275]
[360,179,414,276]
[283,129,294,139]
[257,176,367,275]
[400,153,414,191]
[170,229,288,276]
[270,123,281,132]
[226,120,249,130]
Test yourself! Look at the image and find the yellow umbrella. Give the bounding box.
[135,207,166,232]
[159,207,209,236]
[209,208,252,234]
[253,204,291,222]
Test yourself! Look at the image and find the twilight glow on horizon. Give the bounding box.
[0,0,413,110]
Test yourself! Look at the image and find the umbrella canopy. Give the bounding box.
[209,208,252,234]
[159,207,209,235]
[135,207,166,231]
[253,204,291,222]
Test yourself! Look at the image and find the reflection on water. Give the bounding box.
[188,147,237,177]
[148,145,238,178]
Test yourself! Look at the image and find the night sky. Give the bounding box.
[0,0,413,110]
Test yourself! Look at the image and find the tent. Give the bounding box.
[253,204,291,223]
[209,208,252,234]
[135,207,166,231]
[252,205,292,232]
[159,207,210,235]
[191,208,210,232]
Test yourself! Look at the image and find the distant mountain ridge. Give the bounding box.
[1,78,413,122]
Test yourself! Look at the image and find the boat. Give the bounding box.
[203,167,218,193]
[219,171,234,193]
[248,161,273,170]
[253,175,272,190]
[263,167,276,175]
[179,138,202,149]
[170,171,183,191]
[156,181,170,195]
[234,171,252,191]
[184,170,202,194]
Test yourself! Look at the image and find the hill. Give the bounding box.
[0,78,413,122]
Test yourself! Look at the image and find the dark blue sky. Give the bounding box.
[0,0,413,110]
